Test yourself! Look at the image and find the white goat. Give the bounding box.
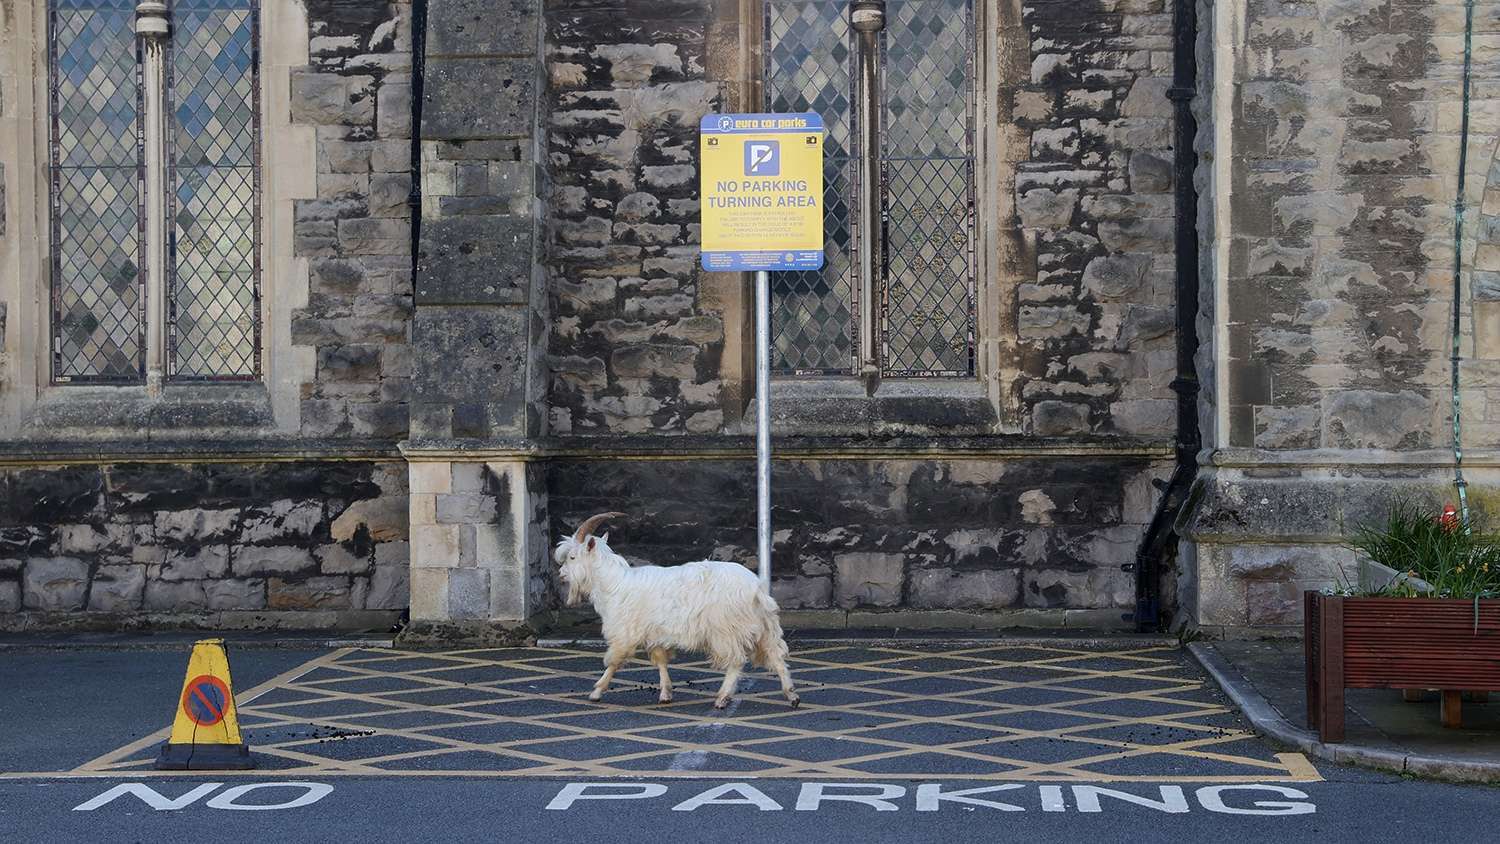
[554,512,799,709]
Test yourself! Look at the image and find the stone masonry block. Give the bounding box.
[206,579,267,611]
[412,307,529,431]
[427,0,537,57]
[161,546,231,581]
[366,562,410,610]
[317,543,373,574]
[144,580,208,612]
[240,501,323,544]
[411,493,438,525]
[910,568,1020,610]
[422,57,535,139]
[234,546,318,577]
[0,581,20,613]
[291,72,375,125]
[87,564,146,612]
[412,524,462,567]
[834,552,904,608]
[1033,401,1091,436]
[410,462,452,494]
[436,494,500,524]
[409,567,449,620]
[269,576,352,610]
[772,575,833,609]
[446,568,491,620]
[22,557,88,611]
[416,216,533,305]
[377,78,412,139]
[155,508,238,544]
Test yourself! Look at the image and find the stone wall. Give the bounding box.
[544,0,727,436]
[1209,0,1500,450]
[0,461,408,630]
[1183,0,1500,633]
[292,0,415,439]
[539,0,1184,438]
[546,452,1164,625]
[1009,0,1180,437]
[403,458,549,643]
[0,1,416,628]
[410,0,548,442]
[400,0,551,641]
[526,0,1184,626]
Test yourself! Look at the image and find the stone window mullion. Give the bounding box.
[137,0,170,392]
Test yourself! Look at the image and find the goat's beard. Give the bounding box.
[563,578,585,607]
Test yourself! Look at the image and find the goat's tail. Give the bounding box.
[751,589,789,669]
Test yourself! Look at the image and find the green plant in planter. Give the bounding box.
[1347,499,1500,599]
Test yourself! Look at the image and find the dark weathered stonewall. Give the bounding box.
[546,456,1156,614]
[0,462,408,628]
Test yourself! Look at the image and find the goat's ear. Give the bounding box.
[586,536,596,553]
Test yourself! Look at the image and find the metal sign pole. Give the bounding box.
[756,269,772,594]
[696,111,824,595]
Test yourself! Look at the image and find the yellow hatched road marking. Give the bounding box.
[0,643,1320,783]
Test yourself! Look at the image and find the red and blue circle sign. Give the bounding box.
[182,675,232,726]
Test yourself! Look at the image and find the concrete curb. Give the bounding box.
[538,634,1180,649]
[1188,641,1500,785]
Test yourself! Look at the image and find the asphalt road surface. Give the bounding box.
[1,645,1497,843]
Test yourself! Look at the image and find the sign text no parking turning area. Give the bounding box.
[699,112,825,272]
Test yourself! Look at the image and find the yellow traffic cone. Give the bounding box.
[154,638,256,770]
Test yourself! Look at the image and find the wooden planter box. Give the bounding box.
[1304,591,1500,742]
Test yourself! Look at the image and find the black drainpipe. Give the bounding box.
[1131,0,1202,632]
[408,0,427,268]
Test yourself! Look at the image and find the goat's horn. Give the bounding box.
[573,511,625,542]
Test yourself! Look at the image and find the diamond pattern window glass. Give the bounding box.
[882,0,975,376]
[48,0,145,382]
[765,0,855,375]
[764,0,975,378]
[168,0,261,379]
[46,0,261,385]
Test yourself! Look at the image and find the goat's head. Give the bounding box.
[554,511,625,606]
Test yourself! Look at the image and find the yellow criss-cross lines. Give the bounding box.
[63,643,1320,783]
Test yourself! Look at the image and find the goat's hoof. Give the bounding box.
[587,691,603,702]
[713,697,730,710]
[787,694,801,709]
[658,693,673,704]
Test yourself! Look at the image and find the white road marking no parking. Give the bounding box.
[546,782,1318,815]
[72,782,333,812]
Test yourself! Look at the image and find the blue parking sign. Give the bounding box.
[745,140,780,176]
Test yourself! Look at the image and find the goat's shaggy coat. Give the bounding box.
[555,513,799,709]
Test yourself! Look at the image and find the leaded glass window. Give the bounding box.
[47,0,261,384]
[764,0,975,377]
[49,0,145,382]
[168,0,260,378]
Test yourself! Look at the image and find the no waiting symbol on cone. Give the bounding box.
[183,675,232,727]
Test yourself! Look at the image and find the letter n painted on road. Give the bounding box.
[73,783,224,812]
